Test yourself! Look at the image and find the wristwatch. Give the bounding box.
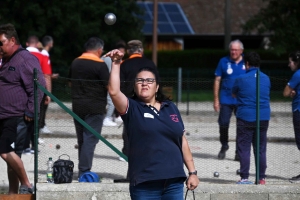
[188,170,197,176]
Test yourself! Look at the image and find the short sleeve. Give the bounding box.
[288,71,300,89]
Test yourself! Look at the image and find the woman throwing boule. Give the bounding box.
[106,49,199,199]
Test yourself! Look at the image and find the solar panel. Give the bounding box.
[136,2,194,35]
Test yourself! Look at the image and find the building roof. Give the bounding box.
[140,0,266,35]
[137,1,194,35]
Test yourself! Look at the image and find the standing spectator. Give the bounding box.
[214,39,246,160]
[106,49,199,199]
[39,35,59,134]
[102,40,126,126]
[119,40,156,166]
[0,23,45,194]
[24,35,46,154]
[283,51,300,183]
[232,52,270,184]
[69,37,109,178]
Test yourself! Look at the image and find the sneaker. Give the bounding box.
[289,174,300,183]
[218,146,229,159]
[119,157,126,162]
[236,179,253,184]
[22,148,32,155]
[40,126,52,134]
[103,117,117,126]
[19,184,34,194]
[234,153,240,161]
[259,178,266,185]
[114,116,123,123]
[38,138,45,144]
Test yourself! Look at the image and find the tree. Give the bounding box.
[242,0,300,55]
[0,0,144,76]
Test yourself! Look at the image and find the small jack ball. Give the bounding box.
[104,13,117,25]
[75,144,78,149]
[56,144,60,149]
[236,169,241,175]
[214,172,219,177]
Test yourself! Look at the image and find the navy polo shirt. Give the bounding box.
[215,56,246,104]
[232,67,271,122]
[287,69,300,112]
[121,98,187,186]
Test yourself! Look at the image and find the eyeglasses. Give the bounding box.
[135,78,156,84]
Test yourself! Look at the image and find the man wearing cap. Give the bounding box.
[118,40,156,179]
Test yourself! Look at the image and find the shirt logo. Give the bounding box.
[144,113,154,119]
[226,62,232,74]
[170,114,179,122]
[8,66,15,71]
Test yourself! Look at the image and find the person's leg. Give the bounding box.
[0,117,32,194]
[38,94,47,130]
[27,122,34,151]
[130,179,164,200]
[8,118,30,193]
[253,120,268,182]
[237,119,253,181]
[78,114,104,176]
[218,104,234,159]
[290,111,300,181]
[162,178,184,200]
[74,114,84,176]
[106,94,115,118]
[293,111,300,151]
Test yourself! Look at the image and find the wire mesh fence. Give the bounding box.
[35,68,299,185]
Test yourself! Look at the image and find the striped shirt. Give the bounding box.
[0,46,45,119]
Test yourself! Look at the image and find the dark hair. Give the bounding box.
[42,35,53,47]
[244,51,261,67]
[289,51,300,66]
[115,40,126,50]
[84,37,104,51]
[0,23,20,44]
[27,35,39,44]
[132,67,171,102]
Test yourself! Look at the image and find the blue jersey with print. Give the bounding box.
[232,68,271,122]
[215,56,246,104]
[121,98,186,186]
[288,69,300,112]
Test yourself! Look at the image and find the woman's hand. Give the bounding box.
[104,49,124,62]
[186,174,200,190]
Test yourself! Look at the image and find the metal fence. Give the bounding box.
[34,68,298,185]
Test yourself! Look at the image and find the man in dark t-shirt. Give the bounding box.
[69,37,109,178]
[118,40,156,179]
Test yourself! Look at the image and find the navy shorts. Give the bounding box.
[0,117,28,156]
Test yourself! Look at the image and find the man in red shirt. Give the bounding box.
[39,35,59,134]
[24,36,47,153]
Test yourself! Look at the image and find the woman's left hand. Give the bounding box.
[186,175,200,190]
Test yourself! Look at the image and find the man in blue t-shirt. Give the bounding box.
[283,51,300,183]
[214,39,246,160]
[232,52,270,185]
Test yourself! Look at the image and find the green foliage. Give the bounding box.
[0,0,144,68]
[243,0,300,55]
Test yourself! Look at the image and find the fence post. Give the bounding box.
[33,68,38,197]
[178,67,182,103]
[255,69,260,185]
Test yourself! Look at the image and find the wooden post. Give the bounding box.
[152,0,158,66]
